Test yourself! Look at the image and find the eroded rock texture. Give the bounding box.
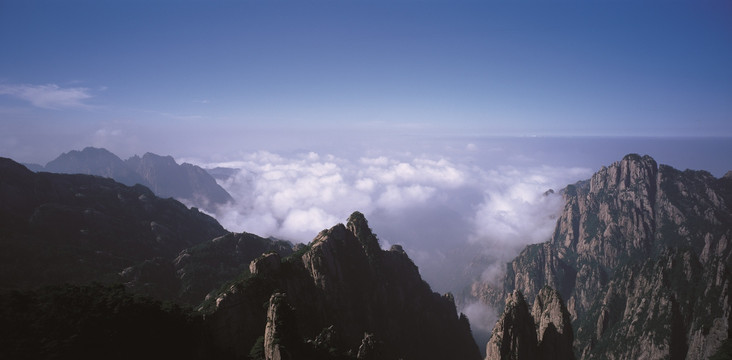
[474,154,732,359]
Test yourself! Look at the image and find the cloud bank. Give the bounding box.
[203,149,592,293]
[211,152,470,241]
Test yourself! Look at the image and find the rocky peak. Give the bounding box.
[485,290,538,360]
[485,288,574,360]
[250,252,282,276]
[589,153,657,196]
[346,211,381,257]
[264,292,296,360]
[532,287,575,360]
[209,212,482,360]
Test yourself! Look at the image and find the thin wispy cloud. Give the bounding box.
[0,83,94,109]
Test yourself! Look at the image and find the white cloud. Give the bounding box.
[470,165,591,247]
[211,152,472,243]
[0,83,94,109]
[209,150,590,250]
[376,184,435,210]
[467,165,592,285]
[462,301,498,333]
[205,150,592,296]
[363,157,467,188]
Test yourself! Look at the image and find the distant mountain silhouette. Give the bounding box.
[20,162,45,172]
[41,147,232,213]
[45,147,148,187]
[126,152,233,211]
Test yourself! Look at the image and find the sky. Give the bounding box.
[1,0,731,164]
[1,0,732,307]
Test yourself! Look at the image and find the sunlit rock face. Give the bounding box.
[474,154,732,359]
[207,211,482,360]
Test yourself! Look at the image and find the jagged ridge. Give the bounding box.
[207,211,482,360]
[485,287,574,360]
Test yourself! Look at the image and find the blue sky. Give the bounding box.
[1,0,731,163]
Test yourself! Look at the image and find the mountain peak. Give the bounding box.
[81,146,114,154]
[45,147,147,187]
[141,152,177,166]
[485,290,537,360]
[212,212,481,360]
[589,153,658,196]
[486,288,574,360]
[346,211,381,256]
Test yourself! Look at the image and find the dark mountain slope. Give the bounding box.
[120,232,294,305]
[0,157,226,290]
[0,283,208,360]
[205,212,482,360]
[472,154,732,359]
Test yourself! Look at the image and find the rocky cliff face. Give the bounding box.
[264,292,297,360]
[485,287,574,360]
[0,157,226,290]
[473,154,732,359]
[207,212,481,360]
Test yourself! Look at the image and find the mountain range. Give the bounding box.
[29,147,233,213]
[0,157,478,359]
[1,152,731,359]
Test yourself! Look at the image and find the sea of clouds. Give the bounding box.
[198,144,592,296]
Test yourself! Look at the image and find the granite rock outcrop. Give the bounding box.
[473,154,732,359]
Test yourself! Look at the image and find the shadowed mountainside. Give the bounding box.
[205,212,482,360]
[0,157,227,289]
